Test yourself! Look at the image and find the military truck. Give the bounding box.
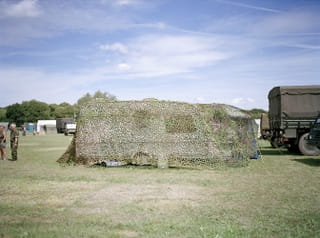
[268,85,320,155]
[307,113,320,148]
[64,123,76,135]
[260,113,271,140]
[56,118,75,134]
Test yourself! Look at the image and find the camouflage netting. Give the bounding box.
[58,99,258,168]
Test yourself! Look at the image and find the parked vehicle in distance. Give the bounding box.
[56,118,75,134]
[260,113,271,140]
[267,85,320,156]
[307,113,320,148]
[64,123,76,135]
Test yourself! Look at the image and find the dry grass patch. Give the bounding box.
[0,136,319,238]
[77,183,205,217]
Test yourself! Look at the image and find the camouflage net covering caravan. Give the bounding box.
[58,99,257,168]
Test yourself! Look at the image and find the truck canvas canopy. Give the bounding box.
[268,86,320,128]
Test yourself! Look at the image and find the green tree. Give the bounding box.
[77,91,117,106]
[0,108,7,121]
[242,108,267,119]
[21,100,51,122]
[53,102,75,118]
[75,91,117,115]
[76,93,92,107]
[93,90,116,101]
[49,104,59,119]
[6,103,24,126]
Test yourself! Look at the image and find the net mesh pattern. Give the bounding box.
[59,99,257,168]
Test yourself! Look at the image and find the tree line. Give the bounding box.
[0,90,265,126]
[0,91,116,126]
[241,108,267,120]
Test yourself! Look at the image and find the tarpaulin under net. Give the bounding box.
[58,99,258,168]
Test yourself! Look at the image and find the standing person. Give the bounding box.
[22,125,27,136]
[0,125,7,160]
[9,123,19,161]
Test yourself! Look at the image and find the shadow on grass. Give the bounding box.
[260,147,296,156]
[260,148,284,156]
[259,144,303,156]
[292,158,320,167]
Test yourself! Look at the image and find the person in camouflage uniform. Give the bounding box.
[0,125,7,160]
[10,123,19,161]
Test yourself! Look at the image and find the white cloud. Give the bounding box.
[0,0,165,46]
[99,34,231,78]
[0,33,234,105]
[1,0,42,18]
[100,43,129,54]
[247,98,255,103]
[253,10,320,36]
[231,98,243,105]
[195,97,206,103]
[99,0,145,7]
[1,1,319,110]
[115,0,138,6]
[231,97,255,106]
[0,66,92,106]
[215,0,282,13]
[117,63,131,71]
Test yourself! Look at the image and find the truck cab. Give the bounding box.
[64,123,76,135]
[307,114,320,148]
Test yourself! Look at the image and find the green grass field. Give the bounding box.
[0,134,319,238]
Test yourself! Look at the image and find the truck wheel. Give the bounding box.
[298,133,320,156]
[270,138,277,148]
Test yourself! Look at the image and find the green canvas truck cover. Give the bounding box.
[268,86,320,128]
[260,113,269,130]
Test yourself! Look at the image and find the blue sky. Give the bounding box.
[0,0,319,109]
